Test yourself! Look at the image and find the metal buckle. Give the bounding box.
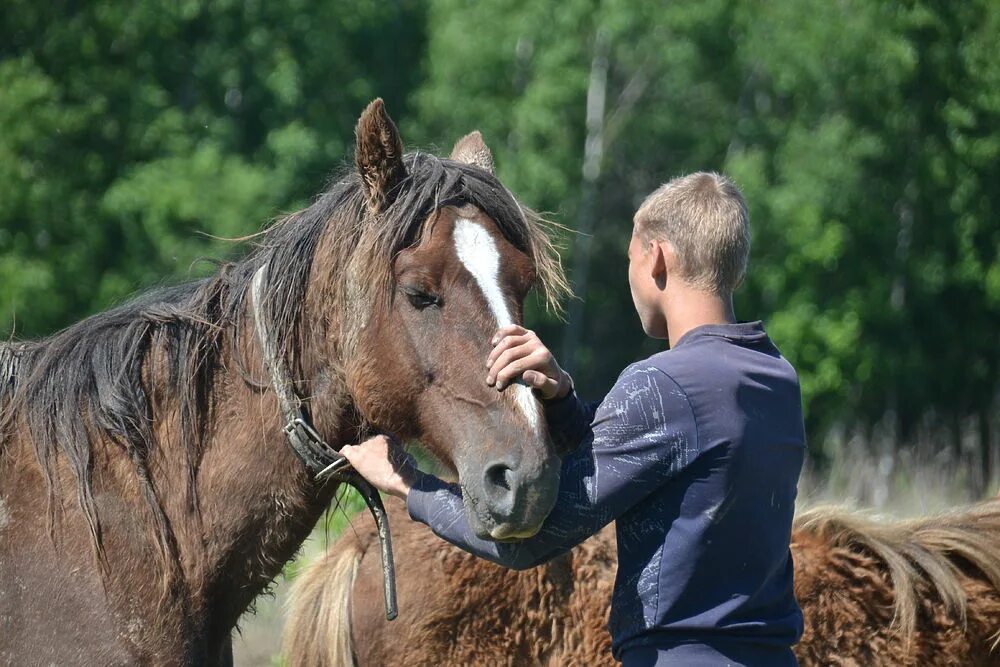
[315,456,352,481]
[284,417,324,445]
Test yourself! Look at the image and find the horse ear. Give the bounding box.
[450,131,495,174]
[355,98,407,212]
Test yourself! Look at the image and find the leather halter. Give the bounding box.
[250,267,348,477]
[250,266,397,620]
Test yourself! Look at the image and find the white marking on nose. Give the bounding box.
[453,218,541,434]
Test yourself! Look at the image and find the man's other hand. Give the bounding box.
[340,434,420,500]
[486,325,573,401]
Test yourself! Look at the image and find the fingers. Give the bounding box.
[379,432,402,448]
[339,443,360,464]
[340,434,403,470]
[494,349,552,389]
[487,340,535,385]
[486,326,563,394]
[486,333,532,368]
[523,370,561,399]
[365,434,391,450]
[342,434,388,458]
[339,433,417,500]
[490,324,528,345]
[522,370,552,390]
[488,341,554,387]
[487,327,545,377]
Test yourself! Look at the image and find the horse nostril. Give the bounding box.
[485,462,514,492]
[482,460,533,520]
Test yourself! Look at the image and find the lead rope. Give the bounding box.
[250,266,397,621]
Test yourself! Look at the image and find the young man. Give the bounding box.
[342,172,806,666]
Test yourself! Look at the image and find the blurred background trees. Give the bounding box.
[2,0,998,498]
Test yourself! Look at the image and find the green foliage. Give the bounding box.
[2,0,998,475]
[409,0,1000,463]
[0,0,424,336]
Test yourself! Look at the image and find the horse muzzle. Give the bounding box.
[462,452,560,541]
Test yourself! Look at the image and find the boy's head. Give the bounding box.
[628,172,750,338]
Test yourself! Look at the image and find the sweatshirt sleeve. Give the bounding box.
[540,389,600,455]
[406,363,698,570]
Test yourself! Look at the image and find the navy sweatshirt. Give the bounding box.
[407,322,805,665]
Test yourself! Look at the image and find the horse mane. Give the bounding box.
[793,500,1000,642]
[0,151,568,569]
[0,342,31,437]
[0,342,25,401]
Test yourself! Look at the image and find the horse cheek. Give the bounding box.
[347,317,426,438]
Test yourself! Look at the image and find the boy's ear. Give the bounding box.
[356,98,407,213]
[650,241,672,286]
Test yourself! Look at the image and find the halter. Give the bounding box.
[250,266,397,621]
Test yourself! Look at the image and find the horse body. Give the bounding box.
[0,101,566,664]
[285,501,615,667]
[791,504,1000,666]
[1,358,335,664]
[288,500,1000,666]
[0,249,365,664]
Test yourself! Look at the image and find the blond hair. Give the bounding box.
[634,172,750,293]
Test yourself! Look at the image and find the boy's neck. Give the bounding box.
[664,283,736,348]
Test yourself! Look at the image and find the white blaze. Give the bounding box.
[453,218,541,434]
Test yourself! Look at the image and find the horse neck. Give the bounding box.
[155,304,357,636]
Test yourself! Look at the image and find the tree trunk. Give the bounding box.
[561,29,608,374]
[980,409,993,498]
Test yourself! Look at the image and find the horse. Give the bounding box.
[285,498,1000,666]
[0,99,569,665]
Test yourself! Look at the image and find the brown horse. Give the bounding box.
[0,99,568,665]
[286,499,1000,666]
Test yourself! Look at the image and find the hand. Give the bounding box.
[340,434,420,500]
[486,325,573,401]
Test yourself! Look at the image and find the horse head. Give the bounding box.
[336,100,566,541]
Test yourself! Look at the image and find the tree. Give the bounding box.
[3,0,998,490]
[0,0,426,337]
[410,0,1000,486]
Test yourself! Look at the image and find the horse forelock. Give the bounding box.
[794,500,1000,642]
[280,152,568,358]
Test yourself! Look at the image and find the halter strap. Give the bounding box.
[250,266,349,476]
[249,265,397,620]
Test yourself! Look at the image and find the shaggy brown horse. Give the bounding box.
[286,499,1000,666]
[0,100,569,665]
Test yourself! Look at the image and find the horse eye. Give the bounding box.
[402,287,441,310]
